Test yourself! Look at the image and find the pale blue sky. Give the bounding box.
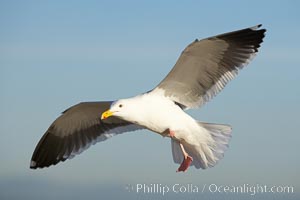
[1,0,300,199]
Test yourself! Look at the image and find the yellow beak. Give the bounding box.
[101,110,114,120]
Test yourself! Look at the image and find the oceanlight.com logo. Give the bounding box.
[125,183,294,196]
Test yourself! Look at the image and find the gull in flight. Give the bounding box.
[30,25,266,172]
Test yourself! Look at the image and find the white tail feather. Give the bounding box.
[171,122,232,169]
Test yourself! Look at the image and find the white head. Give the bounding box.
[101,99,138,122]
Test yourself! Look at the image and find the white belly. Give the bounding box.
[133,94,200,141]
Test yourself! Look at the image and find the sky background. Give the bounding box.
[1,0,299,199]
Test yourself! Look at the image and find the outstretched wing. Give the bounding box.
[152,24,266,109]
[30,101,142,169]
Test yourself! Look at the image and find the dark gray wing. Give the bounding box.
[30,101,142,169]
[153,24,266,109]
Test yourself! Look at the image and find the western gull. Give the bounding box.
[30,25,266,172]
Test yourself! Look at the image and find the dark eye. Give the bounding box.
[119,104,123,108]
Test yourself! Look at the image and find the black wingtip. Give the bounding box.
[30,160,37,169]
[250,24,264,31]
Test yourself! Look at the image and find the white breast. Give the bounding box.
[131,93,199,138]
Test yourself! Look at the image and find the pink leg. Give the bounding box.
[166,129,193,172]
[176,143,193,172]
[163,128,175,138]
[168,129,175,137]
